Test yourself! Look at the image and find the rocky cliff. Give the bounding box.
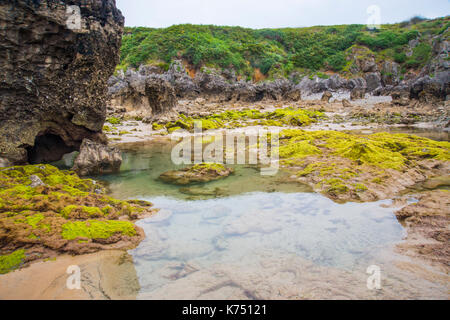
[0,0,124,165]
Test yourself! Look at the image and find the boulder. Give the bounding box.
[285,87,302,101]
[29,175,46,188]
[350,88,366,100]
[410,75,448,102]
[159,163,234,185]
[342,99,352,108]
[321,91,333,102]
[364,72,382,92]
[391,90,410,106]
[72,139,122,176]
[0,0,124,164]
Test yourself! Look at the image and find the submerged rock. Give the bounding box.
[159,163,234,185]
[0,0,124,164]
[72,139,122,176]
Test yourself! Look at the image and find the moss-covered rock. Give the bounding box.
[159,163,234,185]
[0,249,25,274]
[61,220,136,240]
[279,129,450,202]
[159,107,326,132]
[0,164,157,273]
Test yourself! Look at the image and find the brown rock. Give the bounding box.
[321,91,333,102]
[342,99,352,108]
[350,88,365,101]
[145,77,178,120]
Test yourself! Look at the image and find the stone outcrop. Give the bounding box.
[108,33,449,111]
[72,139,122,176]
[0,0,124,164]
[145,77,178,118]
[159,163,234,186]
[350,88,366,100]
[321,91,333,102]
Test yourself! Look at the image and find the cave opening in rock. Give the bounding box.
[27,133,76,164]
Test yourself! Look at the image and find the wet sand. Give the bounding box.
[0,250,139,300]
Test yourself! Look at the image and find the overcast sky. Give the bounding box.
[116,0,449,29]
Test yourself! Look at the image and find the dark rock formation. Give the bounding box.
[364,72,382,92]
[391,90,410,106]
[107,33,449,109]
[145,76,178,119]
[0,0,124,164]
[72,139,122,176]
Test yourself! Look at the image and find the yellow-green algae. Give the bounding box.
[0,164,153,273]
[278,129,450,200]
[279,129,450,169]
[61,220,136,240]
[0,249,25,274]
[190,162,228,173]
[156,107,325,132]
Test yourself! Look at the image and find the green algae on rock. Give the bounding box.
[278,129,450,202]
[155,107,325,133]
[61,220,137,240]
[0,164,157,273]
[159,163,234,185]
[0,249,25,274]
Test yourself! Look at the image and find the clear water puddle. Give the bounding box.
[96,138,448,299]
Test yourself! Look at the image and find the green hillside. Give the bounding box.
[118,16,449,80]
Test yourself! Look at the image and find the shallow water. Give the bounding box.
[97,139,448,299]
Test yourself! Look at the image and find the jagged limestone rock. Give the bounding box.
[0,0,124,164]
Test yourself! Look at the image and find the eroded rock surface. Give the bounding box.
[395,190,450,270]
[0,0,124,164]
[159,163,234,185]
[72,139,122,176]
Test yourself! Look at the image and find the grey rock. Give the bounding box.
[29,175,45,188]
[350,88,366,100]
[145,76,178,118]
[364,72,382,91]
[72,139,122,176]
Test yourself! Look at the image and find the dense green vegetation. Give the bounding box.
[119,16,449,80]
